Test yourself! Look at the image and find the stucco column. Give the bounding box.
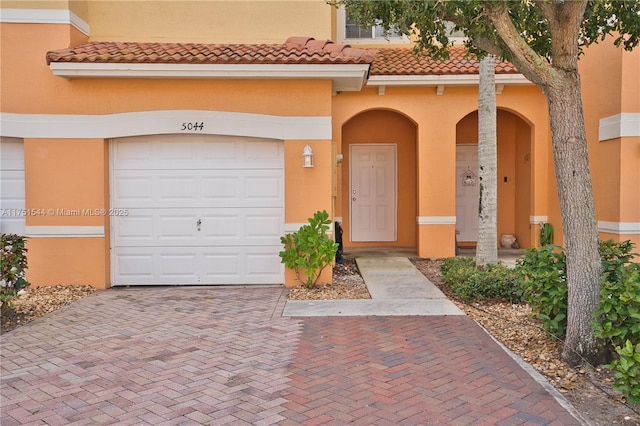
[283,139,334,287]
[416,119,457,258]
[23,138,110,289]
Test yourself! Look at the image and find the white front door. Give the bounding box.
[456,144,479,242]
[111,134,284,286]
[350,144,397,242]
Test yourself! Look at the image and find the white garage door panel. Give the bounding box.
[113,208,283,246]
[113,169,283,208]
[0,138,25,235]
[113,136,283,170]
[114,246,282,285]
[111,135,284,286]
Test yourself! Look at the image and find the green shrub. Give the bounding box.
[440,257,476,286]
[0,234,31,313]
[516,239,638,343]
[440,257,520,303]
[600,239,636,284]
[594,264,640,350]
[516,245,567,339]
[279,210,338,288]
[593,241,639,352]
[607,340,640,406]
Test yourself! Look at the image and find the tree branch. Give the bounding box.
[483,1,558,88]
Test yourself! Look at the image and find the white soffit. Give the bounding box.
[599,113,640,141]
[367,73,531,87]
[48,63,371,92]
[1,9,89,36]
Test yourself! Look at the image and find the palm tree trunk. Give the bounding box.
[476,55,498,266]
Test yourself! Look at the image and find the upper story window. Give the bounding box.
[337,6,410,45]
[345,17,403,40]
[337,6,464,46]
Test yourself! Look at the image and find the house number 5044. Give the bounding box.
[181,122,204,131]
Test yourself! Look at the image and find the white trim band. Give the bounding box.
[0,9,89,36]
[417,216,457,225]
[48,63,370,92]
[25,226,105,238]
[530,216,549,224]
[599,113,640,141]
[0,111,332,140]
[598,221,640,235]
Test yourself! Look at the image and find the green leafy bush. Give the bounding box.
[516,239,638,344]
[593,241,639,351]
[440,257,520,303]
[607,340,640,406]
[600,239,636,284]
[594,264,640,350]
[1,234,31,313]
[516,245,567,339]
[593,241,640,405]
[279,210,339,288]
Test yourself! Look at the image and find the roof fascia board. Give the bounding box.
[48,62,370,91]
[1,8,90,36]
[367,74,531,86]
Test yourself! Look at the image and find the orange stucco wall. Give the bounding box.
[27,238,109,288]
[85,0,332,44]
[24,139,107,227]
[284,140,334,225]
[580,39,640,248]
[23,138,111,288]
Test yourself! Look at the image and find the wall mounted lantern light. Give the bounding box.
[302,145,314,168]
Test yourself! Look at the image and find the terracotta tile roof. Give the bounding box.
[369,46,519,75]
[46,38,519,76]
[46,37,375,66]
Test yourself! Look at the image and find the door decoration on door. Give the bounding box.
[461,167,477,186]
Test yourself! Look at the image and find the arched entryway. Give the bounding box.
[340,109,417,249]
[455,109,533,248]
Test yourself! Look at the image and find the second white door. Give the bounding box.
[456,144,479,242]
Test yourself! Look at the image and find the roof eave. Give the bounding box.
[48,62,371,92]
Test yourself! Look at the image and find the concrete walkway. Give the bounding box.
[283,257,464,317]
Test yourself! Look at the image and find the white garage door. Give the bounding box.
[111,134,284,286]
[0,138,26,235]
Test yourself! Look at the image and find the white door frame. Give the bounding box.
[349,143,397,242]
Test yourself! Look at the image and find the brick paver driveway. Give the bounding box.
[1,287,582,425]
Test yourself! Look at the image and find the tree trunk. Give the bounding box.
[545,76,608,366]
[476,55,498,266]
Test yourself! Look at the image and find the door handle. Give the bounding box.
[197,219,202,231]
